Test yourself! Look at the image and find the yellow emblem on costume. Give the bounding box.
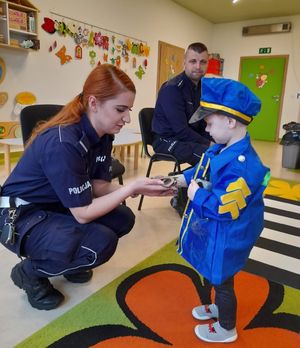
[218,177,251,219]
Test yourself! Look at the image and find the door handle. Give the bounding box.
[272,95,280,102]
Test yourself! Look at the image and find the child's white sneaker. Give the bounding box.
[195,321,237,343]
[192,304,218,320]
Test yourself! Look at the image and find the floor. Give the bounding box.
[0,140,299,348]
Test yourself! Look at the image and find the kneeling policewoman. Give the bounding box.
[0,64,174,310]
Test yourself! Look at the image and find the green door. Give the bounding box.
[239,56,288,141]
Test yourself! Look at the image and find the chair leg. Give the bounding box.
[138,159,153,211]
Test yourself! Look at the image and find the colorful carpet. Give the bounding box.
[16,179,300,348]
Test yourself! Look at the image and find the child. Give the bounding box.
[173,77,270,343]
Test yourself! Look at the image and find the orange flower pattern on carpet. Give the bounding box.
[87,265,299,348]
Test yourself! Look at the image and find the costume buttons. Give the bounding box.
[238,155,246,162]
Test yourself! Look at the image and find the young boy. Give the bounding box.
[172,77,270,343]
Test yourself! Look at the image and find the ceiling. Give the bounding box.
[172,0,300,24]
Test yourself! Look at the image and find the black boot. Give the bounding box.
[11,261,64,310]
[64,269,93,283]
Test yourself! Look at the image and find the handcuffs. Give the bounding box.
[0,198,19,245]
[160,176,212,191]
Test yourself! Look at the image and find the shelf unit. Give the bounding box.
[0,0,38,51]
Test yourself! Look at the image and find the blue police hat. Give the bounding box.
[189,77,261,125]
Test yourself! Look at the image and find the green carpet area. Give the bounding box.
[16,240,300,348]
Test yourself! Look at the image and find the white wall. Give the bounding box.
[211,15,300,137]
[1,1,299,137]
[0,0,212,129]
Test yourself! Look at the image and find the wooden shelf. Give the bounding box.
[0,0,39,51]
[9,27,37,35]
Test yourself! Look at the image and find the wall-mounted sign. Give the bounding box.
[259,47,272,54]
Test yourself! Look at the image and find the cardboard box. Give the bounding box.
[9,8,27,31]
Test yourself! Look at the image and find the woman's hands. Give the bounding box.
[187,180,200,201]
[129,177,176,197]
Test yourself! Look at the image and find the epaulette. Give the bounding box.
[165,73,185,88]
[75,132,91,157]
[58,126,90,157]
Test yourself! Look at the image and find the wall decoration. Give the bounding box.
[48,40,57,52]
[75,44,82,59]
[41,11,150,79]
[0,92,8,106]
[0,57,6,84]
[41,17,56,33]
[256,73,268,88]
[135,65,145,80]
[55,45,72,64]
[89,50,96,66]
[13,91,36,116]
[0,121,21,139]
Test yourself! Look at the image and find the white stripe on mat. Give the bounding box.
[261,228,300,247]
[264,197,300,214]
[249,246,300,274]
[264,212,299,227]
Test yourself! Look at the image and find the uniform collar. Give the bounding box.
[183,72,201,91]
[80,113,112,145]
[208,133,251,173]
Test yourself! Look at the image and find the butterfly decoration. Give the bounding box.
[55,20,68,36]
[115,55,121,68]
[135,65,145,80]
[55,45,72,65]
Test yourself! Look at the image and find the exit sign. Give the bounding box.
[259,47,272,54]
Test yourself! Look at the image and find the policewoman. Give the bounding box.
[0,64,173,310]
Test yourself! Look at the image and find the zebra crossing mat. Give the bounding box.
[245,195,300,289]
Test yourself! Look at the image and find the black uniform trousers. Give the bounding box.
[153,136,208,166]
[1,204,135,279]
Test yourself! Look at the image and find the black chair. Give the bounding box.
[20,104,125,185]
[137,107,182,210]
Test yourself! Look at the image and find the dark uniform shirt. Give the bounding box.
[2,114,113,208]
[152,71,210,145]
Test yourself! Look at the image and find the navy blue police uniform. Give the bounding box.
[0,114,135,279]
[152,72,211,166]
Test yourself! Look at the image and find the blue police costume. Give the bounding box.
[0,113,135,299]
[152,72,211,165]
[177,78,270,336]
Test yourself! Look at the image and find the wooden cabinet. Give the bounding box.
[0,0,39,51]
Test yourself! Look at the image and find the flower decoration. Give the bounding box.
[50,264,299,347]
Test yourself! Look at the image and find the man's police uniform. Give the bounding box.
[152,72,211,166]
[0,114,135,281]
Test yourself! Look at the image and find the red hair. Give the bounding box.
[27,64,136,146]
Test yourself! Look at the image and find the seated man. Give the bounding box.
[152,42,212,166]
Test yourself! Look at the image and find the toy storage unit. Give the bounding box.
[0,0,39,51]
